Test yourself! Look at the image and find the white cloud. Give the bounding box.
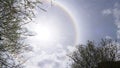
[113,3,120,39]
[102,9,112,15]
[105,36,112,39]
[102,3,120,39]
[24,43,74,68]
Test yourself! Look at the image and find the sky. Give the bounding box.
[25,0,120,68]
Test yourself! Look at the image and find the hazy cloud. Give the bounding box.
[113,3,120,39]
[105,36,112,39]
[102,2,120,39]
[102,9,112,15]
[25,43,73,68]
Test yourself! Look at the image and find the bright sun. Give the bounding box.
[38,26,53,41]
[33,24,59,43]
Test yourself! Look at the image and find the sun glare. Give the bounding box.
[38,26,53,41]
[33,24,59,43]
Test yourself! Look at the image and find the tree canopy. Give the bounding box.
[69,39,120,68]
[0,0,42,68]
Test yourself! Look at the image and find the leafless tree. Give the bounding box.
[69,39,120,68]
[0,0,43,68]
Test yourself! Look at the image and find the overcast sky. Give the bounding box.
[25,0,120,68]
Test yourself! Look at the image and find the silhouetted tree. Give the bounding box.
[0,0,43,68]
[69,39,120,68]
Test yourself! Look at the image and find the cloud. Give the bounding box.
[102,9,112,15]
[113,3,120,39]
[105,36,112,39]
[24,43,74,68]
[102,2,120,39]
